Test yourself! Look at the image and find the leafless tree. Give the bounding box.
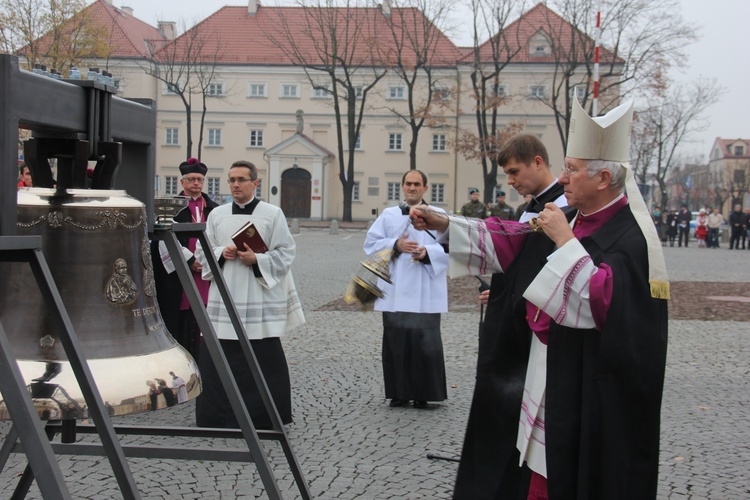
[0,0,110,74]
[538,0,698,153]
[265,0,388,222]
[142,21,224,160]
[376,0,456,170]
[630,72,722,213]
[453,0,526,204]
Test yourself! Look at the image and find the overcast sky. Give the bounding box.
[117,0,748,161]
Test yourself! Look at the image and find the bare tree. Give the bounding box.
[0,0,110,74]
[266,0,388,222]
[376,0,456,170]
[630,71,722,213]
[142,22,223,160]
[537,0,698,153]
[453,0,526,204]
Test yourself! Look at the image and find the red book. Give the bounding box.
[230,222,268,253]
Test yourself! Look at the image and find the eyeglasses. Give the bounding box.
[227,177,256,185]
[182,176,205,183]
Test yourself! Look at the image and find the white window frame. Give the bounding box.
[312,86,332,99]
[528,84,546,99]
[387,85,405,100]
[165,175,178,195]
[207,177,221,196]
[249,129,264,148]
[734,145,744,156]
[255,179,263,199]
[492,83,508,98]
[207,128,222,147]
[346,86,364,100]
[432,183,445,203]
[207,82,225,96]
[352,181,360,201]
[388,133,403,151]
[248,82,267,98]
[163,82,181,95]
[387,182,401,201]
[165,127,179,146]
[432,133,447,152]
[569,86,586,100]
[280,83,300,98]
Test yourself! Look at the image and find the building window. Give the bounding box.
[734,145,744,156]
[492,83,508,98]
[249,130,264,147]
[165,127,179,145]
[367,177,379,197]
[388,86,405,100]
[312,86,332,98]
[164,82,180,95]
[529,85,545,99]
[353,181,360,201]
[165,175,178,195]
[207,177,220,196]
[434,87,451,102]
[349,133,361,151]
[255,179,263,199]
[388,133,403,151]
[346,86,364,99]
[281,84,299,98]
[387,182,400,201]
[248,83,267,97]
[207,82,224,96]
[432,183,445,203]
[569,86,586,100]
[208,128,222,147]
[432,134,447,152]
[734,169,745,184]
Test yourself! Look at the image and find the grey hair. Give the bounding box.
[585,160,626,191]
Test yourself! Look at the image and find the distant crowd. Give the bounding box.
[653,204,750,250]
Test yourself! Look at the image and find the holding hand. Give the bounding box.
[237,243,258,266]
[409,206,449,232]
[534,203,575,248]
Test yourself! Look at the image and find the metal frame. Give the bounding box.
[0,54,156,237]
[0,236,140,499]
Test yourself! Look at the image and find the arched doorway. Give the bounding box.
[280,167,311,218]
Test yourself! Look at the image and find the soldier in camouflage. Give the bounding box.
[460,188,487,218]
[488,191,516,220]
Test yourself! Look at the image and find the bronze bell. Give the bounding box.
[0,188,201,419]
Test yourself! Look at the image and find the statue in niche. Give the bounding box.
[296,109,304,134]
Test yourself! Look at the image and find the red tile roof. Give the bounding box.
[25,0,165,60]
[87,0,166,58]
[712,138,750,158]
[461,2,619,65]
[151,5,462,67]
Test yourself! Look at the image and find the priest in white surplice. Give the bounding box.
[364,170,449,409]
[195,160,304,429]
[412,99,669,500]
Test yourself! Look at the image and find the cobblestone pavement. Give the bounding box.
[0,227,748,499]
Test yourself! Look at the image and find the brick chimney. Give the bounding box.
[121,6,133,16]
[158,21,177,40]
[248,0,259,15]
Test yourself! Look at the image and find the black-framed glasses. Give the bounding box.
[227,177,255,185]
[182,176,205,183]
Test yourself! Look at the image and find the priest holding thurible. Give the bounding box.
[411,99,669,499]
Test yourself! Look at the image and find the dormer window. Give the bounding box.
[529,31,551,57]
[734,145,744,156]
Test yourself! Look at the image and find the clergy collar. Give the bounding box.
[572,194,627,237]
[234,197,256,210]
[533,179,561,199]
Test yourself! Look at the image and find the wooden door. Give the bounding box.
[280,168,311,218]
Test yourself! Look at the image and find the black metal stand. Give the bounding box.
[151,223,312,499]
[0,236,141,499]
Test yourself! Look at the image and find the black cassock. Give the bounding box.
[453,204,668,500]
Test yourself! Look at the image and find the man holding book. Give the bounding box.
[195,160,305,429]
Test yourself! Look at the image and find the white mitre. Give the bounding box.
[566,98,670,300]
